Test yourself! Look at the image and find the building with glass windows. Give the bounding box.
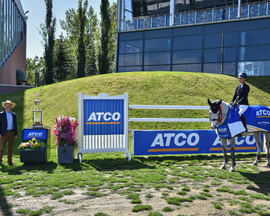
[115,0,270,76]
[0,0,27,86]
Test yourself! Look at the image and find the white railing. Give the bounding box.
[129,105,209,122]
[120,1,270,31]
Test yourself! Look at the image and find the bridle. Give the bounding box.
[209,104,231,124]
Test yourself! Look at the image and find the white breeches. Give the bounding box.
[239,105,249,116]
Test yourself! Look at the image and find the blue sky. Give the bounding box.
[22,0,116,59]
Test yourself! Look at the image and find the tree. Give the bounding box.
[108,2,117,72]
[77,0,87,78]
[54,33,70,81]
[99,0,110,74]
[26,56,45,86]
[85,6,98,76]
[43,0,56,84]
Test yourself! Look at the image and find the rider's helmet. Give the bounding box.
[238,72,247,79]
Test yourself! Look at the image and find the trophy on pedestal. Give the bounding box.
[33,93,43,128]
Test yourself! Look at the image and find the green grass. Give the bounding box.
[1,72,270,215]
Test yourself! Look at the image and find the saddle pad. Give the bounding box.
[244,105,270,132]
[217,106,245,138]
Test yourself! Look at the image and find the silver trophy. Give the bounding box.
[33,93,43,127]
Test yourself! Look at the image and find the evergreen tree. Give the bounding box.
[44,0,56,84]
[77,0,87,78]
[99,0,110,74]
[54,33,69,81]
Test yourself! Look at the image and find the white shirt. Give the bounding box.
[5,110,13,130]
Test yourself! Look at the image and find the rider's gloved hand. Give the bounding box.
[230,102,234,106]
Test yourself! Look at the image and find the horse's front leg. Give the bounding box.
[229,138,236,172]
[220,138,228,170]
[253,132,262,166]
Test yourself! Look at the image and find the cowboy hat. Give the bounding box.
[2,100,16,108]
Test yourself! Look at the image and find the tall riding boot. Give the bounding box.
[240,115,247,132]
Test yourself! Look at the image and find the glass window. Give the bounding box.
[144,65,170,71]
[173,50,201,64]
[224,32,237,47]
[205,22,237,33]
[238,61,270,76]
[132,0,148,17]
[173,35,202,50]
[203,63,222,74]
[172,64,201,72]
[175,0,185,13]
[118,66,142,72]
[145,38,171,52]
[239,29,270,46]
[119,32,143,41]
[144,52,170,65]
[204,48,222,63]
[204,33,222,48]
[223,47,237,62]
[119,40,143,53]
[145,29,171,39]
[158,0,170,15]
[173,25,203,36]
[238,45,270,61]
[223,62,236,75]
[118,53,142,66]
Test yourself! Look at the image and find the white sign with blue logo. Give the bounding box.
[78,93,131,162]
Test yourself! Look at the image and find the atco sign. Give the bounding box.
[132,130,260,155]
[83,99,124,135]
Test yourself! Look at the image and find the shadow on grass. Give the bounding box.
[238,170,270,194]
[0,161,58,175]
[0,185,12,216]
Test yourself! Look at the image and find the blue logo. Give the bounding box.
[22,129,47,140]
[83,99,124,135]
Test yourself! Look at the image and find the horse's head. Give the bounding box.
[208,99,222,129]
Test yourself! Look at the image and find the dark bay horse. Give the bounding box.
[208,99,270,171]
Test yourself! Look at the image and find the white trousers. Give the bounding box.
[239,105,249,116]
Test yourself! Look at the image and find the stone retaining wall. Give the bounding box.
[0,84,33,95]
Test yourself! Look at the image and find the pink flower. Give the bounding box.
[53,116,79,146]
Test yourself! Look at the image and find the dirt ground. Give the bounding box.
[2,163,269,216]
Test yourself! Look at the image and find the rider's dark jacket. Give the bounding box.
[231,82,250,105]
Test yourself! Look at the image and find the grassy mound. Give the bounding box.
[1,72,270,157]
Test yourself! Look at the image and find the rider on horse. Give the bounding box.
[230,72,250,131]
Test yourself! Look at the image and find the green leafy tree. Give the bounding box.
[60,0,98,77]
[42,0,56,84]
[99,0,110,74]
[26,56,45,86]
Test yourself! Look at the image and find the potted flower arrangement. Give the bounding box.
[18,138,48,163]
[53,116,79,163]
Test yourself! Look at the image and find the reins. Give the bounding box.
[210,104,233,125]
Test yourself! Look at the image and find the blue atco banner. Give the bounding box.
[83,99,124,135]
[22,129,47,140]
[133,130,261,155]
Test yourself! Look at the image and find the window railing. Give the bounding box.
[119,1,270,32]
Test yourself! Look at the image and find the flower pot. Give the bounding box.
[20,149,47,163]
[58,146,74,164]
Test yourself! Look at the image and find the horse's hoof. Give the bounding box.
[229,168,235,172]
[266,162,270,167]
[253,162,258,166]
[220,166,226,170]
